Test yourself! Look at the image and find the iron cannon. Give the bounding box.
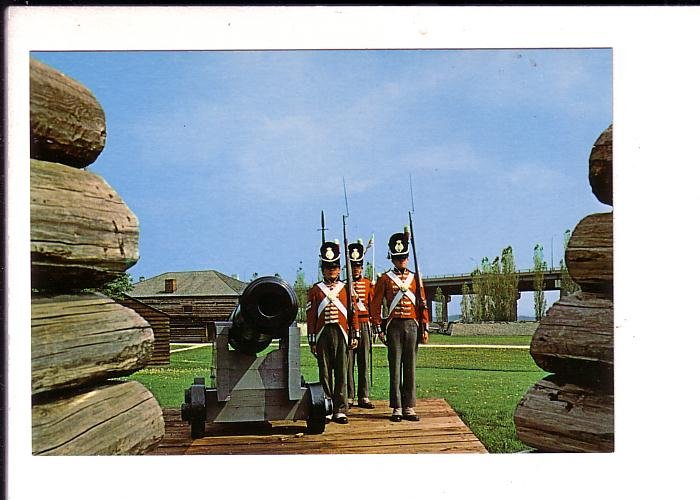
[181,276,332,438]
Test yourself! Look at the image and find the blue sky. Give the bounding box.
[31,49,611,316]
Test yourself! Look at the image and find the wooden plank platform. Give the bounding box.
[150,398,487,455]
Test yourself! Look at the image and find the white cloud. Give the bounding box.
[504,161,572,190]
[398,142,482,174]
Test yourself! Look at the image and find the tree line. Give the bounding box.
[452,231,580,324]
[94,229,580,325]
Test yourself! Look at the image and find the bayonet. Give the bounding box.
[318,210,327,244]
[408,210,427,344]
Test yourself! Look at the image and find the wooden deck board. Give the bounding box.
[150,398,487,455]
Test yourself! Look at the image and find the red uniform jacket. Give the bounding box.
[352,276,374,324]
[370,268,429,328]
[306,279,360,345]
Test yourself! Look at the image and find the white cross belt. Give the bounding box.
[386,271,415,315]
[317,281,348,319]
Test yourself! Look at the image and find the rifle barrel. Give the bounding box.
[408,211,425,336]
[342,215,355,341]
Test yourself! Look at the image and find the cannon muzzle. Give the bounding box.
[228,276,298,354]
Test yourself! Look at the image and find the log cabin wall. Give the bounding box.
[30,58,165,455]
[129,270,245,343]
[514,124,614,453]
[134,295,238,342]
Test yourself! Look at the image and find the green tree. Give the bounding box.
[533,244,547,321]
[86,272,134,299]
[364,261,375,283]
[460,282,471,323]
[500,246,519,321]
[294,261,309,322]
[559,229,580,297]
[471,257,492,322]
[434,287,445,325]
[469,247,519,322]
[293,261,307,322]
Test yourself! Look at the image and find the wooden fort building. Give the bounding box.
[128,270,246,343]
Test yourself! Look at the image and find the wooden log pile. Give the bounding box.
[30,58,165,455]
[514,124,614,452]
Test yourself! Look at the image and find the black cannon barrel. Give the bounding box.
[228,276,299,355]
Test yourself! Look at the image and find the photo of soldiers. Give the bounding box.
[371,231,430,422]
[346,239,375,409]
[306,240,360,424]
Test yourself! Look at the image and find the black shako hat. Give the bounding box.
[320,240,341,267]
[348,239,365,265]
[387,232,409,259]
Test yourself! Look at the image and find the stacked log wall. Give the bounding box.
[30,58,165,454]
[514,124,614,453]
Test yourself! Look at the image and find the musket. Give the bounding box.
[342,214,357,352]
[366,234,375,388]
[408,211,427,344]
[318,211,327,281]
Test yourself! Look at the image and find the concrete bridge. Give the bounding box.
[422,267,565,321]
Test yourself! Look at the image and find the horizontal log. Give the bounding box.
[565,212,613,296]
[589,124,613,206]
[514,375,614,452]
[32,380,164,455]
[31,159,139,290]
[30,58,106,168]
[531,292,613,387]
[32,293,154,395]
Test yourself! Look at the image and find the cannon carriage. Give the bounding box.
[180,276,332,438]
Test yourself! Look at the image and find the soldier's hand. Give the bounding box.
[310,345,317,357]
[350,338,358,350]
[421,331,429,344]
[378,332,386,345]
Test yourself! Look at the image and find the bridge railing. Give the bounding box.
[425,267,563,280]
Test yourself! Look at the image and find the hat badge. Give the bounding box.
[351,248,361,260]
[325,247,335,259]
[394,240,404,253]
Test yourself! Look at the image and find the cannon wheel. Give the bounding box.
[306,382,331,434]
[182,377,207,439]
[191,414,205,439]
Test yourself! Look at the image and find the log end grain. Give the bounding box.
[531,292,614,388]
[514,375,614,452]
[32,293,154,395]
[31,159,139,291]
[589,124,613,206]
[30,58,106,168]
[32,380,165,455]
[565,212,613,297]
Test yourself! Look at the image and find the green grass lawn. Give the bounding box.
[262,333,531,346]
[424,333,533,345]
[128,341,546,453]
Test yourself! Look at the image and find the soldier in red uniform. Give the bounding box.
[370,231,430,422]
[306,240,359,424]
[346,239,375,410]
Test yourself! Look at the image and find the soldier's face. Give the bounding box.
[392,256,409,270]
[351,264,363,279]
[322,265,340,280]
